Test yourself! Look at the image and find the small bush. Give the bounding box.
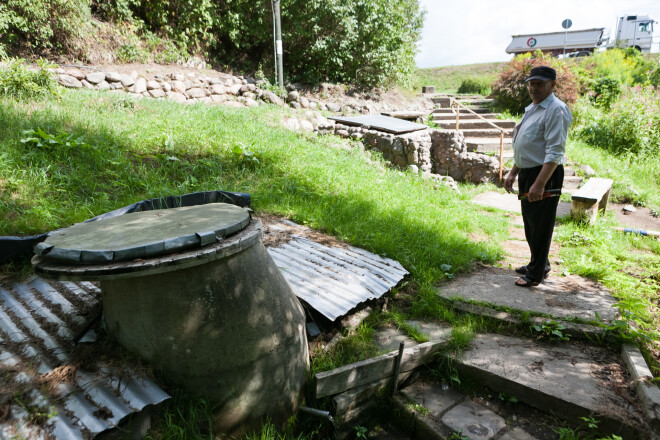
[589,76,621,109]
[573,85,660,156]
[457,78,491,96]
[0,58,61,100]
[490,51,581,114]
[589,48,653,86]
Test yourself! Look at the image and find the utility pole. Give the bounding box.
[272,0,284,90]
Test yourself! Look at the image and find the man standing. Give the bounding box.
[503,66,572,287]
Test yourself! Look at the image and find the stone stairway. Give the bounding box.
[430,94,582,192]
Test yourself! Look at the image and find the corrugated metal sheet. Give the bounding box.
[329,114,428,134]
[0,277,169,440]
[265,221,409,321]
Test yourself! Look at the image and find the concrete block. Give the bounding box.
[441,401,506,440]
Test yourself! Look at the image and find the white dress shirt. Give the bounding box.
[512,93,572,169]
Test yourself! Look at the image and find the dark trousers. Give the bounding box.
[518,165,563,282]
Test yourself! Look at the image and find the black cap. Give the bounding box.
[525,66,556,82]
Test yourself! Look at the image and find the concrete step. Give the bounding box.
[432,113,501,121]
[564,174,582,189]
[455,98,493,107]
[435,119,516,130]
[453,334,644,437]
[466,138,513,152]
[432,107,493,115]
[460,128,514,137]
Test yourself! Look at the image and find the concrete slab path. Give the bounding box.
[438,264,618,323]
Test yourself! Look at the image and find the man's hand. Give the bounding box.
[527,182,544,202]
[503,166,518,194]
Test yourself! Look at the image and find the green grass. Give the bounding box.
[565,139,660,210]
[408,62,506,94]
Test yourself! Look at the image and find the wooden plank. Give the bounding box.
[572,178,613,203]
[314,339,448,398]
[332,370,414,416]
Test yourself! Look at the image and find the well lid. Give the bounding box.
[34,203,250,264]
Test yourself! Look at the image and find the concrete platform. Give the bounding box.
[438,265,618,323]
[455,333,646,437]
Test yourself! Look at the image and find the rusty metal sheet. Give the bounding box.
[329,114,428,134]
[265,221,409,321]
[0,278,169,439]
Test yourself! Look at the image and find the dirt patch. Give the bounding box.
[610,203,660,233]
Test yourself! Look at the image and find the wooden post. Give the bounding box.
[390,341,405,397]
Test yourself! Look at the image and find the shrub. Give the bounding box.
[589,48,653,86]
[589,76,621,109]
[457,78,492,96]
[0,58,61,100]
[572,85,660,156]
[490,51,581,114]
[0,0,89,52]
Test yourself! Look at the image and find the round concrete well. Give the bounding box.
[32,204,309,435]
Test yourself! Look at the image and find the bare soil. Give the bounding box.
[610,203,660,233]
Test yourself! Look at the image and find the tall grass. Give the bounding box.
[409,62,505,93]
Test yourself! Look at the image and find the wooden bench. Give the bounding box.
[571,177,614,223]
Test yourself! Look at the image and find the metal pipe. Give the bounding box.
[390,341,405,397]
[499,131,504,181]
[299,406,335,425]
[272,0,284,90]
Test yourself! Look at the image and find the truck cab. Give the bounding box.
[615,15,655,52]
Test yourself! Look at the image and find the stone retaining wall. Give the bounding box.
[54,67,371,114]
[331,124,500,184]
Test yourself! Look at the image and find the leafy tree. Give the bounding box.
[210,0,425,87]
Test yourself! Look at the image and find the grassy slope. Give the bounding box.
[409,62,507,93]
[0,90,507,284]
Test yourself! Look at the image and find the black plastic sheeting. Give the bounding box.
[0,190,251,264]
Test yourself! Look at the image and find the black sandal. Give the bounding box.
[515,275,540,287]
[515,266,550,279]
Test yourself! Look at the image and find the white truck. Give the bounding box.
[506,14,657,56]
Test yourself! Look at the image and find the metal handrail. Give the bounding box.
[450,97,506,181]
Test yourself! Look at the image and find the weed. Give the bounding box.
[405,402,430,416]
[446,429,470,440]
[354,425,368,440]
[532,321,571,341]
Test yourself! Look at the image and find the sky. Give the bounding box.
[415,0,660,68]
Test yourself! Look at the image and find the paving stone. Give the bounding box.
[400,381,462,417]
[498,427,539,440]
[441,400,506,440]
[439,266,618,323]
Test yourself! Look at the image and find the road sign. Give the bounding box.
[562,19,572,29]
